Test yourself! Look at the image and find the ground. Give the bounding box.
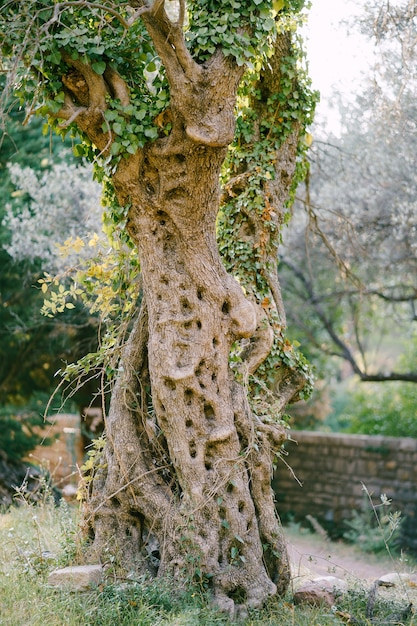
[285,525,417,585]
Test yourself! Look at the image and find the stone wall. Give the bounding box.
[272,431,417,553]
[27,414,84,488]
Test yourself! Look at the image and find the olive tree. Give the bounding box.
[0,0,315,613]
[281,0,417,388]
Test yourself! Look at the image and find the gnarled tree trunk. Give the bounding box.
[53,5,309,617]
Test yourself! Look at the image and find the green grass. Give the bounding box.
[0,500,416,626]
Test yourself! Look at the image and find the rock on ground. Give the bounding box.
[48,565,103,591]
[293,576,348,607]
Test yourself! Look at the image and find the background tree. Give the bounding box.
[0,90,106,474]
[279,0,417,430]
[1,0,316,613]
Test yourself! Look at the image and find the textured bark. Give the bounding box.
[57,6,303,616]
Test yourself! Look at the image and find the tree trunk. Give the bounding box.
[84,102,292,614]
[51,10,307,615]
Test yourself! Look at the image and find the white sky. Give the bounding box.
[303,0,375,132]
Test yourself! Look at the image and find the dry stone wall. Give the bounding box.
[27,414,84,488]
[272,431,417,553]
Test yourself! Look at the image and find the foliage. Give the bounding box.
[333,381,417,438]
[278,0,417,405]
[343,489,403,555]
[0,394,50,464]
[0,78,73,218]
[3,161,103,271]
[327,332,417,437]
[0,76,101,414]
[217,12,318,416]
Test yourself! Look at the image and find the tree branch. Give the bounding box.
[282,259,417,384]
[103,66,130,107]
[57,103,86,127]
[139,3,199,82]
[61,52,108,110]
[55,53,132,155]
[42,1,132,31]
[41,0,185,36]
[360,372,417,383]
[282,259,365,377]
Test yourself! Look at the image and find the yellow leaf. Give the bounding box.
[305,132,313,147]
[73,237,85,253]
[88,233,100,247]
[272,0,285,13]
[41,283,48,294]
[66,302,75,309]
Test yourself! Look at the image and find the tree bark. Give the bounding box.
[84,81,289,616]
[54,8,304,616]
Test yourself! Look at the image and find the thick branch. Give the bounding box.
[55,54,131,156]
[360,372,417,383]
[103,66,130,107]
[61,52,108,109]
[139,2,198,82]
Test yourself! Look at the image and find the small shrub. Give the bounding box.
[343,487,402,555]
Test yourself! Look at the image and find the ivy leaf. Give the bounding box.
[144,127,158,139]
[113,122,123,135]
[92,60,106,75]
[110,142,121,155]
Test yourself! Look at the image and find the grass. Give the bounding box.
[0,499,416,626]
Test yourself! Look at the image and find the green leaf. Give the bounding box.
[144,127,158,139]
[112,122,123,135]
[90,45,105,55]
[123,104,135,116]
[110,142,121,155]
[126,143,138,154]
[54,91,65,104]
[104,110,119,121]
[48,50,62,65]
[92,60,106,75]
[135,109,147,121]
[73,144,85,157]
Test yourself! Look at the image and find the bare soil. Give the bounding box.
[284,527,417,586]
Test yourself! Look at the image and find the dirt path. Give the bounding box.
[284,528,416,585]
